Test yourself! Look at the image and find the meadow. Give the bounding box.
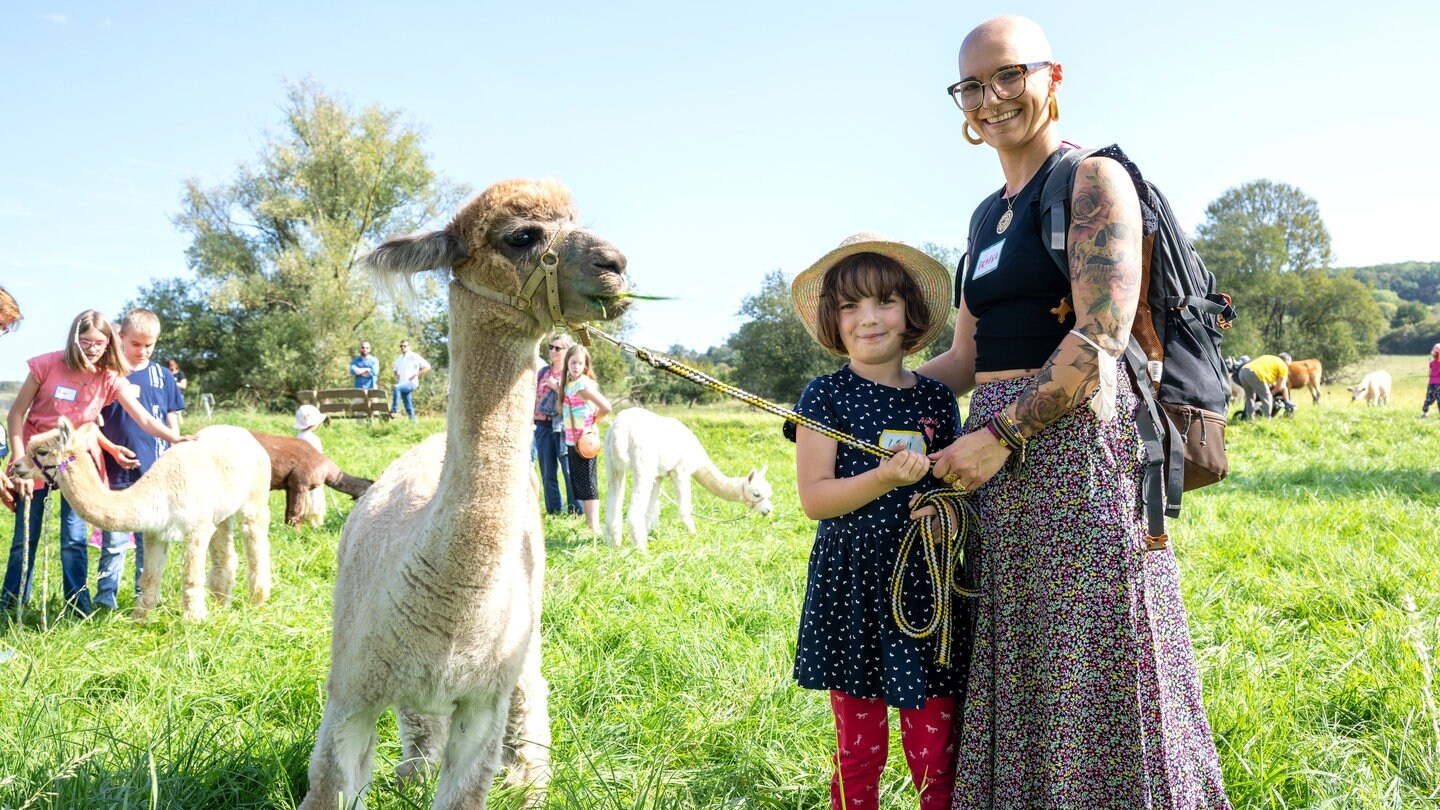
[1,354,1438,809]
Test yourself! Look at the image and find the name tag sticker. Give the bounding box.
[973,239,1004,280]
[54,385,78,402]
[878,429,926,456]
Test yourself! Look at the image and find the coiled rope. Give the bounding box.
[577,324,979,665]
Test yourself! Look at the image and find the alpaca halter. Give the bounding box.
[454,225,573,327]
[34,453,77,489]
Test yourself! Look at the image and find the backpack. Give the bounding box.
[964,145,1237,544]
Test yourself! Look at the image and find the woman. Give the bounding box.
[918,16,1231,807]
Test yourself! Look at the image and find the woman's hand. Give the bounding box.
[106,444,140,470]
[0,469,14,512]
[927,428,1010,492]
[876,447,929,489]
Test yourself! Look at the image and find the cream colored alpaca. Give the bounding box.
[603,407,774,551]
[13,419,271,621]
[299,178,630,810]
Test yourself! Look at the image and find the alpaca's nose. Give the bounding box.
[591,246,627,277]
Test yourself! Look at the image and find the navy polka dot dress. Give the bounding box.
[791,365,967,709]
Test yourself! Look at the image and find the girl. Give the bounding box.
[3,309,189,616]
[558,344,611,533]
[789,232,960,810]
[1423,344,1440,418]
[921,15,1230,806]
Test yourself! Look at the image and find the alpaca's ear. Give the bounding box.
[758,464,768,478]
[57,416,73,445]
[747,470,756,483]
[363,230,468,276]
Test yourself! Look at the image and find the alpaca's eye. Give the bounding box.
[504,230,537,248]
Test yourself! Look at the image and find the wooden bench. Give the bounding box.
[297,388,392,421]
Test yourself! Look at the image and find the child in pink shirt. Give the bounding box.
[3,309,187,617]
[1424,344,1440,418]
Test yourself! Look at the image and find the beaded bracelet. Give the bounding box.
[986,412,1027,472]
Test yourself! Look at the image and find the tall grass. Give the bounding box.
[2,358,1439,808]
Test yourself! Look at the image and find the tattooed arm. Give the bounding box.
[1009,156,1142,436]
[928,156,1141,489]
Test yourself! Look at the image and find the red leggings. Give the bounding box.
[829,690,957,810]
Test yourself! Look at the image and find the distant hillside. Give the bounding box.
[1342,261,1440,304]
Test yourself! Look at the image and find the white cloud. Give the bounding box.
[40,14,68,25]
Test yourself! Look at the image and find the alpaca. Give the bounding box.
[299,178,629,810]
[603,407,774,551]
[248,432,373,527]
[13,418,271,621]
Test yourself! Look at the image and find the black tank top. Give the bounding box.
[962,149,1074,372]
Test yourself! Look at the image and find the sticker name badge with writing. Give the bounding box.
[878,429,926,456]
[973,239,1004,280]
[53,385,78,403]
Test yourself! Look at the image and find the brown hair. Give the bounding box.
[64,309,126,373]
[814,254,931,355]
[0,285,20,335]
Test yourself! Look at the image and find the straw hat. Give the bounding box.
[294,404,327,431]
[791,232,952,357]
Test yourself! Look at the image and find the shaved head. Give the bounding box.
[960,15,1053,75]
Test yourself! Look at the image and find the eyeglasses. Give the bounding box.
[77,338,109,350]
[548,344,565,352]
[947,61,1053,112]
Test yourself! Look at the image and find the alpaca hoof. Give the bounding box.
[395,757,435,787]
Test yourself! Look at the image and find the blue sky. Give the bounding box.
[1,0,1434,384]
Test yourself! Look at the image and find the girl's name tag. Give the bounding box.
[54,385,78,402]
[878,429,926,455]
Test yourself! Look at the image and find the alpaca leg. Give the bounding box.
[181,524,215,621]
[133,536,168,622]
[396,706,449,785]
[285,482,305,527]
[206,517,239,606]
[603,462,625,547]
[241,494,273,605]
[627,475,654,551]
[299,699,385,810]
[433,692,509,810]
[674,475,697,533]
[646,478,665,535]
[502,629,552,794]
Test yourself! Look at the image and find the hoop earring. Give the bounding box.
[962,122,984,145]
[1048,94,1060,122]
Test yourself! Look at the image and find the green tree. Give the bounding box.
[727,270,836,403]
[1195,180,1335,356]
[1392,299,1429,328]
[145,79,466,406]
[1284,271,1385,377]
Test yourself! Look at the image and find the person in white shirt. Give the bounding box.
[390,339,431,422]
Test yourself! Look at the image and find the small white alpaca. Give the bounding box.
[13,418,272,621]
[604,407,773,550]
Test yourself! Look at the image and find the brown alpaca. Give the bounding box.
[248,432,373,527]
[13,419,271,621]
[299,178,630,810]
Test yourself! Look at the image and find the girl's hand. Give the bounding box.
[876,447,929,489]
[0,470,14,512]
[908,495,958,543]
[107,444,140,470]
[11,474,33,502]
[171,434,196,444]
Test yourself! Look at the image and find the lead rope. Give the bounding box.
[577,324,979,666]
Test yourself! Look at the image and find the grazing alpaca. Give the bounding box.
[13,418,271,621]
[604,407,774,551]
[248,432,373,527]
[299,178,629,810]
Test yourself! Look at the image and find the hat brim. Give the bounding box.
[791,240,953,357]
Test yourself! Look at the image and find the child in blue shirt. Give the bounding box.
[94,309,186,611]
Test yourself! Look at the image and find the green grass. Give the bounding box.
[2,359,1440,808]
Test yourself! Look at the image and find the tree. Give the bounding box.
[1283,271,1385,377]
[727,270,836,403]
[1195,180,1333,277]
[1194,180,1336,356]
[144,79,466,406]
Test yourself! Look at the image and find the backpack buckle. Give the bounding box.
[1144,533,1169,552]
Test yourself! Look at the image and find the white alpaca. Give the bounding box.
[13,418,271,621]
[604,407,774,551]
[299,179,630,810]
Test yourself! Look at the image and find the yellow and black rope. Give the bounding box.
[578,323,980,666]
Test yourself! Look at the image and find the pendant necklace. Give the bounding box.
[996,190,1016,234]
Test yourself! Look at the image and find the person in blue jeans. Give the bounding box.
[350,341,380,390]
[94,309,186,611]
[390,339,430,422]
[533,332,581,515]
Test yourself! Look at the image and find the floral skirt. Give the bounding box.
[951,367,1230,809]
